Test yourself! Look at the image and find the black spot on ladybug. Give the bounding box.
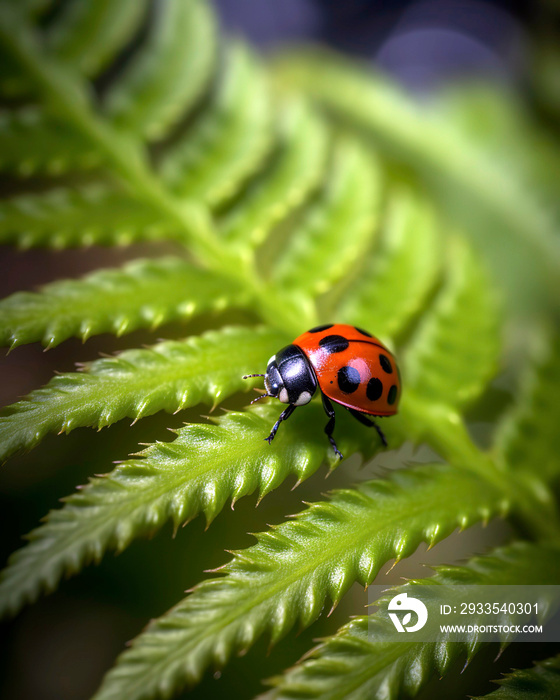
[319,335,350,354]
[308,324,334,333]
[319,335,349,353]
[366,377,383,401]
[388,385,398,405]
[337,366,361,393]
[355,326,372,337]
[379,354,393,374]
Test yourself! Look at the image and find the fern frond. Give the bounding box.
[162,41,273,208]
[221,99,329,246]
[272,137,381,295]
[495,332,560,484]
[0,185,168,248]
[0,257,243,350]
[47,0,147,77]
[473,655,560,699]
[404,234,501,407]
[339,187,441,340]
[0,324,275,462]
[0,109,98,176]
[274,49,560,310]
[268,542,560,700]
[0,3,557,698]
[0,399,388,618]
[0,6,213,264]
[91,463,505,699]
[105,0,216,139]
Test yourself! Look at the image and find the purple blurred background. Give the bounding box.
[215,0,531,90]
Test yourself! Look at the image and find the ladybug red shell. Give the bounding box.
[243,323,401,458]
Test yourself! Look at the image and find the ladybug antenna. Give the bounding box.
[250,393,271,405]
[242,374,265,379]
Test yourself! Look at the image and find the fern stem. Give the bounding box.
[0,13,217,251]
[403,394,560,541]
[0,8,313,335]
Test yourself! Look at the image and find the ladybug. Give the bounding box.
[243,324,401,458]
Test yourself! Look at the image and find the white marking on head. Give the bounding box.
[267,355,276,368]
[294,391,312,406]
[279,388,289,404]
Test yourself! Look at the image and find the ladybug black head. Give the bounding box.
[264,345,317,406]
[264,361,283,398]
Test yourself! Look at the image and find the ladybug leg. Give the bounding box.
[348,408,388,447]
[265,404,297,444]
[321,394,344,459]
